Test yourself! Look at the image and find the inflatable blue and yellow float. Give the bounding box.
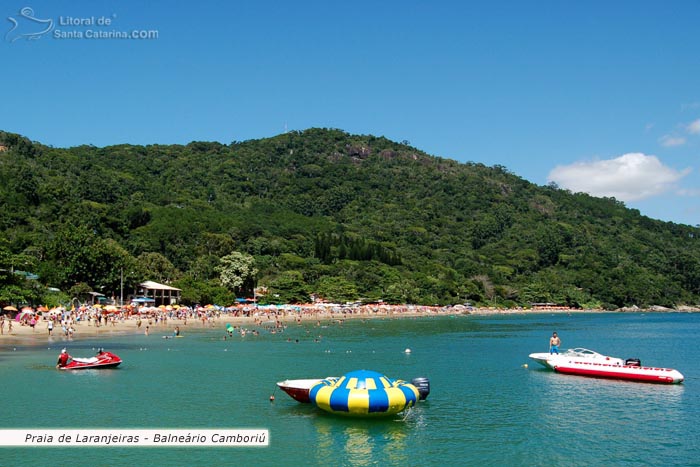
[309,370,419,417]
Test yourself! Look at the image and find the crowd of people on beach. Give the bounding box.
[3,300,620,343]
[0,302,469,340]
[4,301,695,341]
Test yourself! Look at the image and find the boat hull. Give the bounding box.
[551,362,684,384]
[529,352,554,368]
[277,378,335,403]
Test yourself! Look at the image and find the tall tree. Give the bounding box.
[215,251,258,297]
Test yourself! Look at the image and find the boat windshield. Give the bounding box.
[564,348,601,357]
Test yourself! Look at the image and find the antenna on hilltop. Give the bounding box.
[284,121,288,133]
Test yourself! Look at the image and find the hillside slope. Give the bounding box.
[1,128,698,308]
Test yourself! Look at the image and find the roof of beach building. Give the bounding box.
[139,280,182,292]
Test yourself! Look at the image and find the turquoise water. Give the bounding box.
[1,313,698,466]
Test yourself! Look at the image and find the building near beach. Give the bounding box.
[136,281,181,306]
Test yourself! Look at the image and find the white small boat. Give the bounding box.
[529,348,684,384]
[529,348,625,368]
[276,378,338,403]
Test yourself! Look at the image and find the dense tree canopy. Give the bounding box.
[1,128,699,309]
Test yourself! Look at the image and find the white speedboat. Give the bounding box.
[529,348,684,384]
[529,348,625,369]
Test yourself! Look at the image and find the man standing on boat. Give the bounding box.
[549,332,561,354]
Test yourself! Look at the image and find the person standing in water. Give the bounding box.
[549,332,561,354]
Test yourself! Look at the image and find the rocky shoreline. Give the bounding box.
[616,305,700,312]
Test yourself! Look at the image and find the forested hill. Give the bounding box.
[1,128,699,309]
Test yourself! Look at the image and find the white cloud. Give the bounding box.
[677,188,700,197]
[659,135,686,147]
[687,119,700,135]
[548,153,691,202]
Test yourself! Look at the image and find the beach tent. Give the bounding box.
[15,309,35,321]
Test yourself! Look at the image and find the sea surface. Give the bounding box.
[1,312,698,466]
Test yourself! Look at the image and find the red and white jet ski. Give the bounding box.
[59,350,122,370]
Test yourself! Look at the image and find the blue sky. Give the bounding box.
[2,0,699,226]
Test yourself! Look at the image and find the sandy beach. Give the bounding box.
[0,315,195,344]
[2,304,695,346]
[0,305,465,345]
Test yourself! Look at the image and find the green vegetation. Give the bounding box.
[1,128,699,309]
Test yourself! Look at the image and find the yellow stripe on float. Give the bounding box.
[365,378,377,390]
[334,376,346,388]
[347,389,370,414]
[385,387,407,412]
[314,386,333,410]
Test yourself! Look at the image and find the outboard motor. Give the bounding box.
[411,377,430,401]
[625,358,641,367]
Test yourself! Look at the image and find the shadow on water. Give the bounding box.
[26,363,57,371]
[309,409,417,466]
